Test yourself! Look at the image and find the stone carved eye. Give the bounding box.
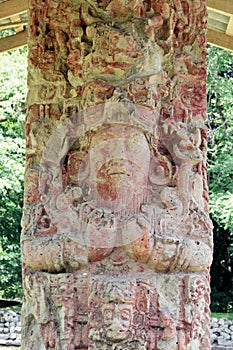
[133,313,145,327]
[120,309,131,321]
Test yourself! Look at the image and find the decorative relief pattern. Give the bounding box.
[22,0,212,349]
[22,272,210,349]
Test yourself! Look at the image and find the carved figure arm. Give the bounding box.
[148,235,212,273]
[22,234,88,273]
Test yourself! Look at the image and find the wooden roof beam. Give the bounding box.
[207,29,233,52]
[207,0,233,15]
[10,15,24,33]
[0,0,28,21]
[0,20,28,31]
[0,30,28,53]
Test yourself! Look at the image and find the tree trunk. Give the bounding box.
[21,0,213,349]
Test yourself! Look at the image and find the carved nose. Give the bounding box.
[108,317,124,329]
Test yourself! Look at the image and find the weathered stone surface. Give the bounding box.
[2,308,233,349]
[22,0,213,349]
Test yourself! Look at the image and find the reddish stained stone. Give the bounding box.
[21,0,212,349]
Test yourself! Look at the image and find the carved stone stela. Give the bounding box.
[22,0,213,349]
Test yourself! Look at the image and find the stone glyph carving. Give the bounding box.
[23,272,210,349]
[22,0,212,349]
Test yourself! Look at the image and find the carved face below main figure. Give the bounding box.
[102,302,133,341]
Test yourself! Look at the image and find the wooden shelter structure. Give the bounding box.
[0,0,233,53]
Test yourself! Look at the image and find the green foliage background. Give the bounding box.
[0,44,232,310]
[207,46,233,312]
[0,46,27,299]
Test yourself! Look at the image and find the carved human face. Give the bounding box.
[102,303,133,341]
[80,125,150,215]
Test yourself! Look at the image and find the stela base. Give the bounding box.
[22,267,210,350]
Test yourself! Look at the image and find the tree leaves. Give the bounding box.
[0,47,27,299]
[207,45,233,232]
[207,45,233,312]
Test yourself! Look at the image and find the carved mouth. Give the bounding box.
[107,166,130,177]
[106,329,128,341]
[96,160,133,186]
